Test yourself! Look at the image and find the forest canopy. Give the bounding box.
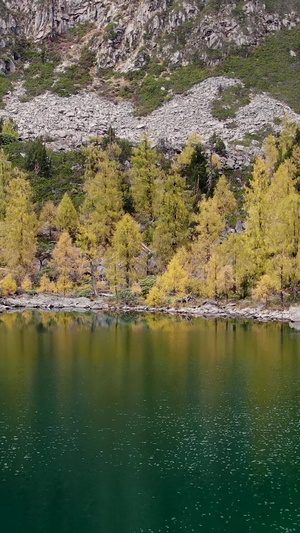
[0,119,299,307]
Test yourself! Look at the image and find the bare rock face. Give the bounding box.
[0,1,101,40]
[0,1,299,72]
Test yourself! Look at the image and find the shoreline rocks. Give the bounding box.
[0,294,296,325]
[289,307,300,330]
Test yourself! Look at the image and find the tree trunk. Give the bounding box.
[280,290,284,308]
[90,262,98,297]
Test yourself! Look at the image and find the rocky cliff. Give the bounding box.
[0,0,299,71]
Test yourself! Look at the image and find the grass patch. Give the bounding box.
[23,61,57,99]
[112,64,210,115]
[104,22,119,41]
[220,26,300,113]
[263,0,300,14]
[0,74,14,107]
[68,22,96,39]
[22,45,60,99]
[22,44,96,99]
[53,47,96,97]
[211,84,251,120]
[20,25,97,100]
[135,75,172,115]
[168,65,210,93]
[231,126,276,147]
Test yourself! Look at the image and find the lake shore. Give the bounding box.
[1,294,300,325]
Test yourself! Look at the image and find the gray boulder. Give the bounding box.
[289,306,300,323]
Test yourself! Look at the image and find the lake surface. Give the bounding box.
[0,312,300,532]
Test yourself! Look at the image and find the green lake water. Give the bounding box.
[0,311,300,532]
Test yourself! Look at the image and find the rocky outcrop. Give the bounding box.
[290,306,300,322]
[0,1,299,72]
[287,306,300,330]
[1,77,299,158]
[0,1,101,41]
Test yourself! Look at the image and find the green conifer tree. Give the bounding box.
[25,138,51,178]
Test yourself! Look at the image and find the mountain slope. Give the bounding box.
[0,0,299,153]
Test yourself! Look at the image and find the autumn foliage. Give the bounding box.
[0,122,300,307]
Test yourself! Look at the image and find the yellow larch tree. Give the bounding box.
[129,136,162,226]
[205,248,234,300]
[0,149,18,220]
[153,170,191,268]
[262,159,300,305]
[56,193,79,236]
[51,231,80,294]
[2,176,38,281]
[244,157,270,278]
[77,226,100,296]
[107,214,144,290]
[147,248,190,306]
[81,145,124,251]
[38,274,56,294]
[39,201,57,238]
